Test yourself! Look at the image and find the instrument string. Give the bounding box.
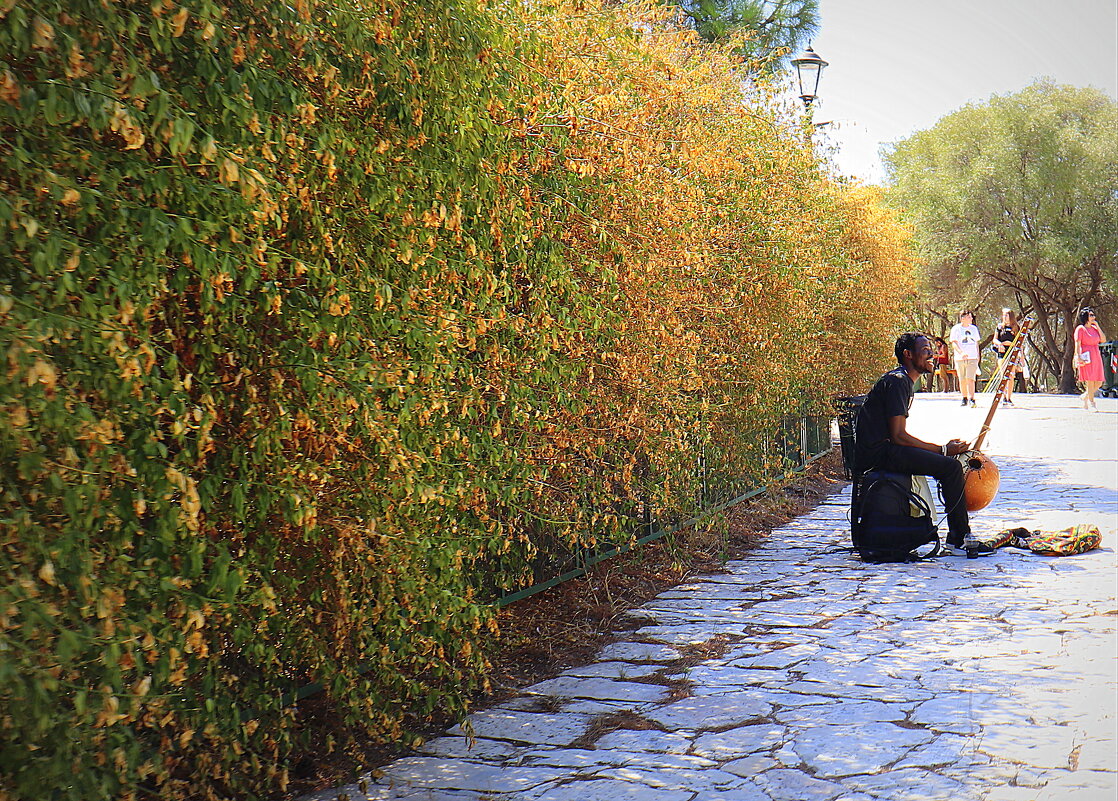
[961,317,1033,512]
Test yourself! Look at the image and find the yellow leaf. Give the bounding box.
[296,103,317,126]
[132,675,152,697]
[0,69,19,104]
[31,16,54,49]
[65,43,87,78]
[38,560,56,585]
[109,103,145,150]
[171,6,188,37]
[26,360,57,389]
[185,608,205,631]
[219,158,240,184]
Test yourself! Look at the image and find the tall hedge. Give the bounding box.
[1,0,602,797]
[0,0,914,798]
[518,3,915,522]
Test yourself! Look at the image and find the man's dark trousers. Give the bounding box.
[861,443,971,545]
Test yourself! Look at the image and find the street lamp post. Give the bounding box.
[791,45,828,142]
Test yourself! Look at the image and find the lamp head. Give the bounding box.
[791,45,828,107]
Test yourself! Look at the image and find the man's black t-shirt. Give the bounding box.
[855,366,914,468]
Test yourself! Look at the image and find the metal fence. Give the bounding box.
[496,413,835,606]
[283,413,836,706]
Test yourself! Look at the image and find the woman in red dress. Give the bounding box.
[1073,308,1106,411]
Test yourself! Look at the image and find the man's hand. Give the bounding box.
[944,438,970,457]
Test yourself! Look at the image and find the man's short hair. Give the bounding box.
[895,332,926,364]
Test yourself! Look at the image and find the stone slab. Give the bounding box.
[644,693,773,732]
[595,642,681,663]
[531,779,692,801]
[448,710,594,747]
[691,723,787,760]
[789,722,933,777]
[377,758,563,793]
[523,677,669,705]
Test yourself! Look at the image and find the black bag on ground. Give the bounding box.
[852,470,938,563]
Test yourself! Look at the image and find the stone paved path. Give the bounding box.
[302,394,1117,801]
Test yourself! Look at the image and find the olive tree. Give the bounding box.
[885,81,1118,393]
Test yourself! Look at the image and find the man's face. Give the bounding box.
[908,336,935,375]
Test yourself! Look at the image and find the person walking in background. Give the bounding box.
[950,310,980,407]
[932,336,956,393]
[1073,308,1106,411]
[993,308,1021,406]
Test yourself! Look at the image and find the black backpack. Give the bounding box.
[852,471,939,563]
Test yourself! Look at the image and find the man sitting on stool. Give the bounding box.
[855,333,995,558]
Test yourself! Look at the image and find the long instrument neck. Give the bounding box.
[972,319,1032,452]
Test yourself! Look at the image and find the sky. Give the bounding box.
[798,0,1118,185]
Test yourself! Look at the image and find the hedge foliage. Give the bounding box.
[0,0,914,798]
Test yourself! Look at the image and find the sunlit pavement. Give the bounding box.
[301,393,1117,801]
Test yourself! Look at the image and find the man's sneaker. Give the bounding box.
[960,398,968,406]
[1003,398,1014,406]
[944,538,996,558]
[970,399,978,408]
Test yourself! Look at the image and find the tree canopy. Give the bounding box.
[884,81,1118,392]
[674,0,819,70]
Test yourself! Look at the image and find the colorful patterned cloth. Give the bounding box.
[986,527,1023,549]
[992,524,1102,556]
[1026,524,1102,556]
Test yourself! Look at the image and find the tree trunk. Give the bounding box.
[1058,305,1080,394]
[1059,356,1080,394]
[1027,292,1080,394]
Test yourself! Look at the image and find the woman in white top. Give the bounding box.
[949,310,981,407]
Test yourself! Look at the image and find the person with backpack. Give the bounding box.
[855,333,996,558]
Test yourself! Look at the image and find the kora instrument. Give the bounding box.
[960,318,1032,512]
